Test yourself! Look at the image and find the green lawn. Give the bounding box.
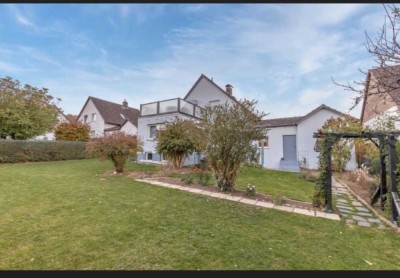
[1,159,400,270]
[171,166,315,202]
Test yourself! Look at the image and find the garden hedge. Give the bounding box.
[0,140,88,163]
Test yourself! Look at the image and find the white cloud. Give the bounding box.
[7,4,37,29]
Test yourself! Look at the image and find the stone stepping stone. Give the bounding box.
[353,215,366,221]
[378,224,386,229]
[352,201,362,206]
[354,207,369,213]
[336,204,352,208]
[367,218,381,223]
[338,208,353,214]
[356,212,373,217]
[358,221,371,227]
[336,199,347,203]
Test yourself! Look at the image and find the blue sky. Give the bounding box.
[0,4,388,118]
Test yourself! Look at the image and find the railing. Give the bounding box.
[391,192,400,225]
[140,98,203,118]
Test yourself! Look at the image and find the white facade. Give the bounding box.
[260,107,357,171]
[184,77,235,107]
[137,74,234,164]
[77,99,105,138]
[77,97,138,138]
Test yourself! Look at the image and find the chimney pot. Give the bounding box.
[122,99,128,109]
[226,84,233,96]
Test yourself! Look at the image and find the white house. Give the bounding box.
[137,74,357,172]
[77,96,139,138]
[137,74,239,164]
[33,109,70,141]
[360,65,400,129]
[258,104,358,172]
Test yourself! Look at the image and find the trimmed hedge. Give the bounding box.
[0,140,88,163]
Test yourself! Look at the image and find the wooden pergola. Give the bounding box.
[313,131,400,226]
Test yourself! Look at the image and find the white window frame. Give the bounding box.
[83,115,88,123]
[149,125,157,139]
[92,113,96,122]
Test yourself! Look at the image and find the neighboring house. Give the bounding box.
[33,109,70,141]
[137,74,239,164]
[77,96,139,138]
[258,104,358,172]
[360,64,400,129]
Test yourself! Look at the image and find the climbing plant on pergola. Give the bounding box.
[313,131,400,226]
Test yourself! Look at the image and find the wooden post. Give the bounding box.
[378,136,387,210]
[388,134,398,223]
[326,138,333,212]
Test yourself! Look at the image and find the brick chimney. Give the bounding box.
[122,99,128,109]
[226,84,233,96]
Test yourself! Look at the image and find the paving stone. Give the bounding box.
[353,215,367,221]
[352,201,363,206]
[354,207,370,213]
[356,212,373,217]
[274,205,294,213]
[378,224,386,229]
[315,211,341,221]
[337,207,353,214]
[256,201,274,208]
[336,204,352,209]
[293,208,315,216]
[238,198,258,205]
[358,221,371,227]
[222,195,243,202]
[367,218,381,223]
[336,199,347,203]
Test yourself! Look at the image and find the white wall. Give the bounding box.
[120,121,138,136]
[297,109,357,170]
[137,112,194,158]
[261,125,297,170]
[185,77,235,108]
[77,99,104,138]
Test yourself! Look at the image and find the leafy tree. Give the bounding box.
[156,118,204,170]
[319,115,361,172]
[0,76,60,139]
[333,4,400,117]
[199,99,267,191]
[55,122,91,142]
[86,132,142,173]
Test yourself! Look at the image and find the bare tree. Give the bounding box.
[332,4,400,119]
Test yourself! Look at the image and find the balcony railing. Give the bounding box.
[140,98,204,118]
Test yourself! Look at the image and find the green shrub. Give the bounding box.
[245,184,256,196]
[181,176,193,185]
[197,172,212,186]
[0,140,88,163]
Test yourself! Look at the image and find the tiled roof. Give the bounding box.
[84,96,139,127]
[259,104,357,127]
[259,116,303,127]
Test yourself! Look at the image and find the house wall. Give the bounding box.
[120,121,138,136]
[137,112,198,165]
[77,99,104,138]
[261,125,297,170]
[296,109,357,170]
[363,106,400,130]
[184,77,235,108]
[362,75,397,124]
